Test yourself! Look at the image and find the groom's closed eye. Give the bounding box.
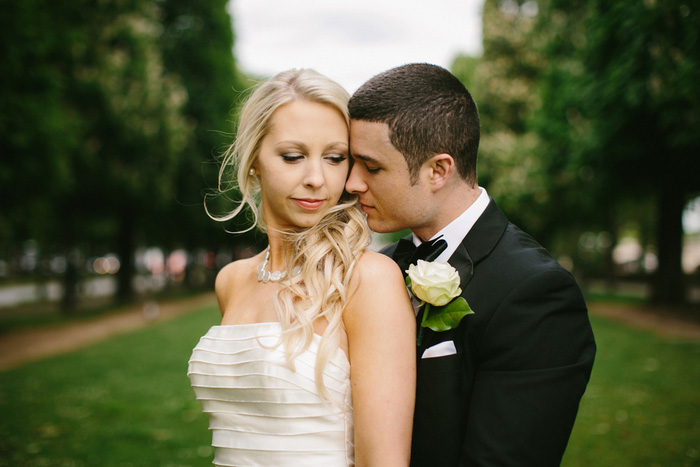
[352,154,382,173]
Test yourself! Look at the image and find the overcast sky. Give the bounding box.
[230,0,485,93]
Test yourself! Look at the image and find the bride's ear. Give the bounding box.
[424,154,455,191]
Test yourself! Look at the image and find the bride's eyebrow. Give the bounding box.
[326,142,349,150]
[274,141,310,153]
[276,140,306,148]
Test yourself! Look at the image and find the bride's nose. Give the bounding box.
[303,160,324,188]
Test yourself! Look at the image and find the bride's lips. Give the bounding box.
[292,198,325,210]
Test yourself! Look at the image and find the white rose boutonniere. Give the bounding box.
[406,260,474,345]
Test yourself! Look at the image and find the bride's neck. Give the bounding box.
[266,234,290,271]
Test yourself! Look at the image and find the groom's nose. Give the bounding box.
[345,163,367,194]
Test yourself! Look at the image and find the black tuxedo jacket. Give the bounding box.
[384,199,596,467]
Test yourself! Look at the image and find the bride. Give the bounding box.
[188,68,416,466]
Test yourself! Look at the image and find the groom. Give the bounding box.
[346,63,596,466]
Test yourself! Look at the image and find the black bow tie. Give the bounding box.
[393,236,448,276]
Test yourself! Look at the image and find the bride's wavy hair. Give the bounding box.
[210,68,370,399]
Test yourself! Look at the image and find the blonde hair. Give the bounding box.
[213,68,351,231]
[211,69,370,398]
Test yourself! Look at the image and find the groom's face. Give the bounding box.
[347,120,430,233]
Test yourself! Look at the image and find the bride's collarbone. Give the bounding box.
[220,306,276,326]
[221,290,276,324]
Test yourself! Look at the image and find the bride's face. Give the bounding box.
[253,100,349,231]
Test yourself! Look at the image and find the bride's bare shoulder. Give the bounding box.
[215,254,261,301]
[350,250,407,295]
[345,250,413,328]
[356,249,403,274]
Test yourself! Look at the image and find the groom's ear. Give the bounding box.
[424,153,455,191]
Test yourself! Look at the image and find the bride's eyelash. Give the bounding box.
[326,154,347,164]
[281,153,303,162]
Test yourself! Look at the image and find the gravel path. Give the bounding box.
[0,293,217,371]
[588,302,700,340]
[0,295,697,372]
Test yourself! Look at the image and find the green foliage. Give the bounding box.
[0,1,86,245]
[452,1,552,240]
[0,0,250,304]
[534,0,700,204]
[534,0,700,303]
[452,0,700,303]
[0,0,190,246]
[157,0,253,249]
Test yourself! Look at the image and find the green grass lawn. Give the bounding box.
[562,316,700,467]
[1,304,699,466]
[0,305,221,467]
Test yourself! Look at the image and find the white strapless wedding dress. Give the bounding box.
[188,322,354,466]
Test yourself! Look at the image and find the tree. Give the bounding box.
[535,0,700,304]
[0,0,84,253]
[454,0,700,305]
[0,0,191,308]
[452,0,556,244]
[157,0,252,263]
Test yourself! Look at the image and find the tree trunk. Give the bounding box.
[116,214,135,303]
[60,250,81,314]
[652,187,686,305]
[603,211,619,292]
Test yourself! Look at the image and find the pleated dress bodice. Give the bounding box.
[187,322,354,466]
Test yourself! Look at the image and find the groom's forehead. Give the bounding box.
[350,119,391,142]
[350,122,404,159]
[351,148,409,171]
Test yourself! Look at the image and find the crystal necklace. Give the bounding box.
[257,246,301,283]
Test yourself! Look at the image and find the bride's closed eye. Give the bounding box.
[281,152,304,162]
[325,153,347,164]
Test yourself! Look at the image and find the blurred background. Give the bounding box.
[0,0,700,313]
[1,0,699,315]
[1,0,699,465]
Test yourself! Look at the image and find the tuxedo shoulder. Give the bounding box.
[469,223,581,298]
[499,225,567,271]
[378,241,399,257]
[485,237,583,304]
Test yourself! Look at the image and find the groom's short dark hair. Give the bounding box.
[349,63,480,185]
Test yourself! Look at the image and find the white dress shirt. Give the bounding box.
[410,187,490,263]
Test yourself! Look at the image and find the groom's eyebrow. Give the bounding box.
[351,153,381,165]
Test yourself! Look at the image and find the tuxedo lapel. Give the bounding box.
[391,236,414,274]
[450,243,474,288]
[403,200,509,354]
[409,200,512,466]
[448,198,508,274]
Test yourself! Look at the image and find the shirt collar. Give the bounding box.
[411,187,490,263]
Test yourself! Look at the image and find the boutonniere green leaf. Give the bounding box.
[406,260,474,346]
[421,297,472,332]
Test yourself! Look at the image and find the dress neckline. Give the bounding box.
[206,322,350,367]
[212,321,281,329]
